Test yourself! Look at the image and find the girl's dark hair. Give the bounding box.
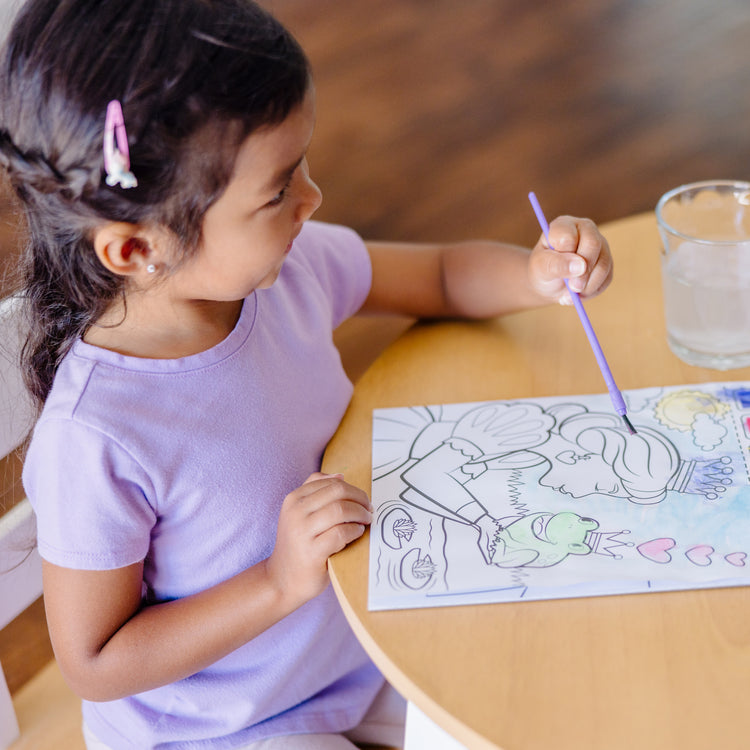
[0,0,310,406]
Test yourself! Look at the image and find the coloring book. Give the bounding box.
[369,382,750,610]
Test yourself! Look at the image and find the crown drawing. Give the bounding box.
[666,456,733,501]
[584,530,632,559]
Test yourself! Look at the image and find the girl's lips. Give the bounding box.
[285,230,301,254]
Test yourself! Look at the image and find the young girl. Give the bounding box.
[0,1,613,748]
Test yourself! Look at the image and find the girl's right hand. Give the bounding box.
[528,216,613,303]
[266,472,373,606]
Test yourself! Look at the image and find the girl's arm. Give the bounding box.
[42,473,372,702]
[362,216,612,318]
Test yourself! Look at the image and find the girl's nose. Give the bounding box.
[296,160,322,222]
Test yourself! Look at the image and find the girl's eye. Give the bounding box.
[266,187,287,207]
[266,175,293,208]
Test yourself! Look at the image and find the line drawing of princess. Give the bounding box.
[393,402,555,562]
[373,397,736,568]
[537,402,734,504]
[370,387,750,609]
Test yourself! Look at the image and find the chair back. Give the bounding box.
[0,296,39,749]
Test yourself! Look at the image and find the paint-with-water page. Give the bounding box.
[369,382,750,610]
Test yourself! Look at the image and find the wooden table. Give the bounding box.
[322,212,750,750]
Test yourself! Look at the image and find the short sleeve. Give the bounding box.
[290,221,372,328]
[23,418,156,570]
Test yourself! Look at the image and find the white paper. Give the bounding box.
[369,382,750,610]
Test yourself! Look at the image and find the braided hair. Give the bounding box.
[0,0,309,406]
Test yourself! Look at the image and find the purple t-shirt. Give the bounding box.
[23,221,383,749]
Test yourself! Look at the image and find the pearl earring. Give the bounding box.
[146,264,156,274]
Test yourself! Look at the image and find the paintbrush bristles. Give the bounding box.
[622,415,637,435]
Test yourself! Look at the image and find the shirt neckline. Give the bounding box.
[70,294,258,373]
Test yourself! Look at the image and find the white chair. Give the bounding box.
[0,295,38,748]
[0,296,84,749]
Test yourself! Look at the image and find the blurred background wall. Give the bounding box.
[2,0,749,290]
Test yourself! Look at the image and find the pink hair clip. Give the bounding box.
[103,99,138,189]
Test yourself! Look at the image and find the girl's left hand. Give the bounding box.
[527,216,613,304]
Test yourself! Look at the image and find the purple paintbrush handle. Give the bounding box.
[528,192,628,418]
[565,281,627,416]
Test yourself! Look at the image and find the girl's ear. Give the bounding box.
[93,222,158,277]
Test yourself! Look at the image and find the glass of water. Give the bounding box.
[656,180,750,369]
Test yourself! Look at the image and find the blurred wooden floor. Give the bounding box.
[2,0,750,707]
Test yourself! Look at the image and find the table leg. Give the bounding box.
[404,702,468,750]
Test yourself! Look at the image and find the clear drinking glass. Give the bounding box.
[656,180,750,369]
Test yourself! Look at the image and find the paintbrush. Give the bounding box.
[528,191,636,435]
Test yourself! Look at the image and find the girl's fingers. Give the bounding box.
[291,474,372,512]
[306,498,373,539]
[541,216,612,297]
[317,522,368,557]
[280,474,373,545]
[544,215,579,253]
[579,249,613,298]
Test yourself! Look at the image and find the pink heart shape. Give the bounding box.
[725,552,747,567]
[637,538,675,564]
[685,545,714,566]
